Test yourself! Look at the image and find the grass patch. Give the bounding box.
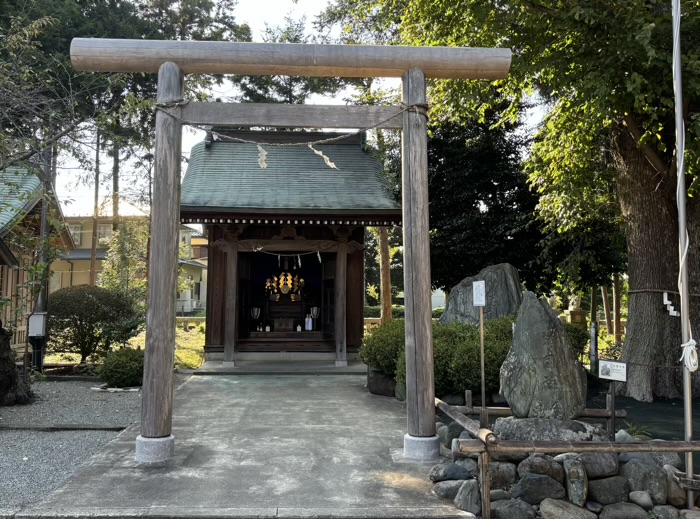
[129,326,205,370]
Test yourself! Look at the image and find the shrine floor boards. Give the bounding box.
[14,375,469,519]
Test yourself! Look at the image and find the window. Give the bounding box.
[97,224,113,243]
[67,224,82,246]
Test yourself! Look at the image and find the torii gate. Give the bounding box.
[71,39,511,463]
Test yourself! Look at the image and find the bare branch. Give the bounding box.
[622,114,670,177]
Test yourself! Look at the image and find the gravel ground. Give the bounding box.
[0,375,190,511]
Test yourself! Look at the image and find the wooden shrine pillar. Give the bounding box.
[137,62,184,463]
[224,239,239,365]
[401,67,438,460]
[335,236,348,367]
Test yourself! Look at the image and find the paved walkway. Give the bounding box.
[17,375,467,519]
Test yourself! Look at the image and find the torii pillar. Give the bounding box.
[70,39,511,463]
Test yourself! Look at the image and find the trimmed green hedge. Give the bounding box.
[99,348,144,388]
[363,306,405,318]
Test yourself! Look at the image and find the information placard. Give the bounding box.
[599,360,627,383]
[473,280,486,307]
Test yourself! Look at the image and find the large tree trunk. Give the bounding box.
[0,326,33,406]
[614,127,698,401]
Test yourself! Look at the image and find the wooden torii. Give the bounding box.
[71,39,511,463]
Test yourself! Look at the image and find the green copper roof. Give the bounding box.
[0,167,42,236]
[181,135,401,217]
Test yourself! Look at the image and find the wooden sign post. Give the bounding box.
[599,360,627,441]
[473,280,487,427]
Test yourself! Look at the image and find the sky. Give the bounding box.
[56,0,341,217]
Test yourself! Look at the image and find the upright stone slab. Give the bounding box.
[500,291,587,419]
[440,263,522,325]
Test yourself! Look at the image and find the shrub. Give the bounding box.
[47,285,144,364]
[564,323,589,358]
[99,348,144,387]
[432,307,445,319]
[360,319,405,375]
[382,317,515,396]
[363,306,406,318]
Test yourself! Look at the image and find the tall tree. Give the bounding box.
[321,0,700,401]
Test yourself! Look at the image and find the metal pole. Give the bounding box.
[672,0,694,507]
[609,381,616,442]
[480,306,487,428]
[590,321,598,374]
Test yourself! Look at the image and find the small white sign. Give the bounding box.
[599,360,627,382]
[28,312,47,337]
[473,280,486,307]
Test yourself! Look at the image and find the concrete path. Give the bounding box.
[17,375,469,519]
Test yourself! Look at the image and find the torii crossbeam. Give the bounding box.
[71,39,511,463]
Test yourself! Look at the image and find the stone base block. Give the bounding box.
[135,434,175,464]
[403,434,440,461]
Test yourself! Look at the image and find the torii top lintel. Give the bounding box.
[70,39,511,80]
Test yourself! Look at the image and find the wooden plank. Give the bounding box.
[224,241,238,363]
[334,241,348,365]
[141,62,184,439]
[457,439,700,455]
[71,39,512,80]
[177,102,403,129]
[238,239,342,253]
[402,68,436,438]
[346,245,364,349]
[435,398,496,445]
[453,405,627,419]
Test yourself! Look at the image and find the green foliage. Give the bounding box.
[363,306,405,318]
[427,118,543,291]
[564,324,590,359]
[99,348,144,388]
[129,325,205,370]
[364,226,404,305]
[47,285,144,363]
[359,319,405,376]
[99,220,149,302]
[432,307,445,319]
[366,317,515,396]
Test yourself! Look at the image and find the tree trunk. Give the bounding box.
[601,286,612,332]
[0,326,33,406]
[112,132,120,232]
[613,127,696,401]
[90,131,101,286]
[378,226,392,324]
[612,273,622,344]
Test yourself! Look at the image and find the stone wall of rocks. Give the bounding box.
[432,420,693,519]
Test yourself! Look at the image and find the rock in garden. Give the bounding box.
[490,489,512,502]
[440,263,522,325]
[443,421,464,448]
[650,441,682,468]
[599,502,649,519]
[437,425,449,446]
[500,291,587,419]
[615,429,638,443]
[518,454,565,485]
[563,455,587,507]
[628,490,653,510]
[429,463,471,482]
[539,498,596,519]
[367,368,396,397]
[511,473,565,504]
[652,505,680,519]
[491,450,528,462]
[492,498,536,519]
[489,461,517,490]
[585,501,603,513]
[619,458,667,504]
[432,480,467,500]
[455,457,479,477]
[664,464,685,507]
[454,479,481,515]
[580,453,618,478]
[681,511,700,519]
[587,476,629,505]
[494,417,607,442]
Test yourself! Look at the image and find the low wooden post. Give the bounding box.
[335,237,348,367]
[401,67,438,460]
[479,452,492,519]
[224,239,238,365]
[137,62,184,463]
